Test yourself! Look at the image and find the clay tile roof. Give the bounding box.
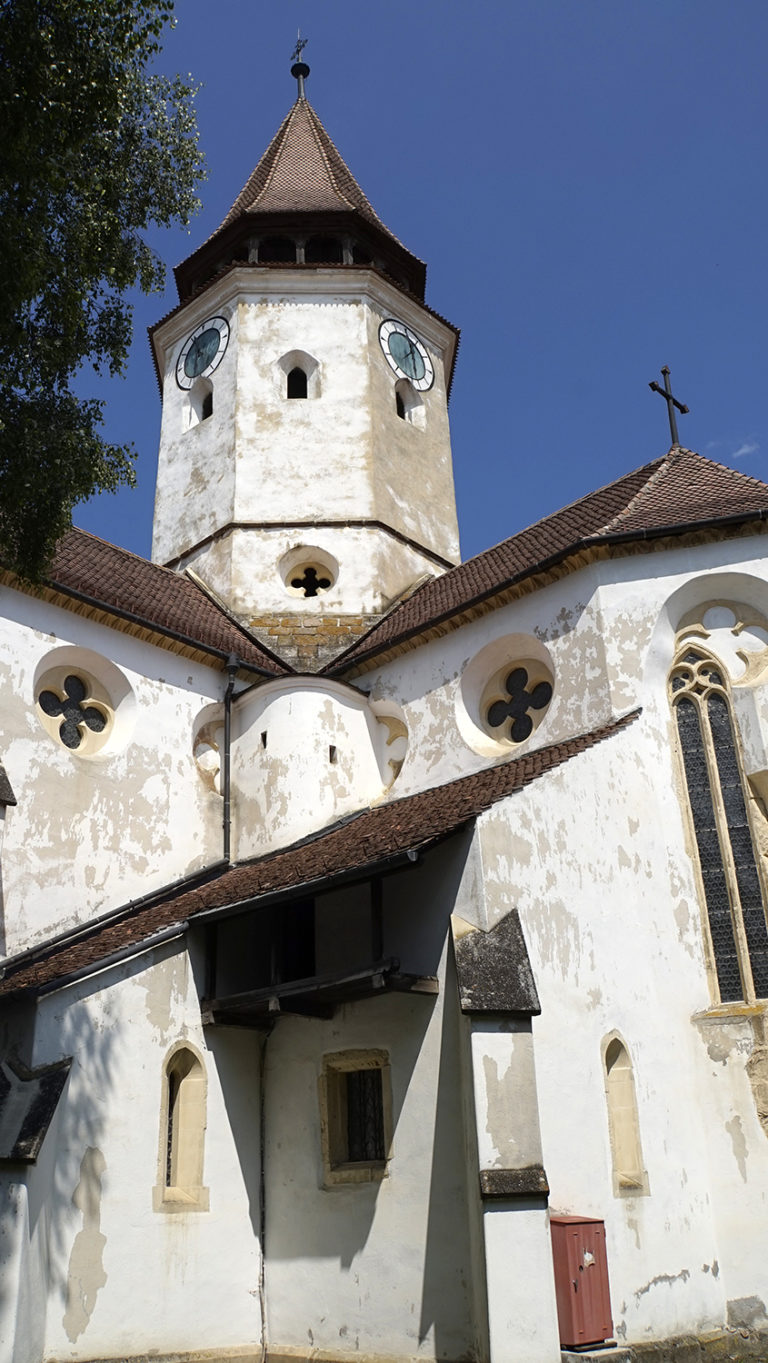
[22,528,289,676]
[0,709,638,998]
[325,448,768,675]
[215,97,413,254]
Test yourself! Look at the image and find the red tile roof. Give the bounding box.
[325,449,768,675]
[0,710,638,997]
[30,528,290,676]
[215,98,413,255]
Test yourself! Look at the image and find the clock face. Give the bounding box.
[379,318,434,391]
[176,316,230,389]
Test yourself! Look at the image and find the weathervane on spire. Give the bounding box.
[649,365,689,447]
[291,32,310,99]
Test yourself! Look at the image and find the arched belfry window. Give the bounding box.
[287,366,308,399]
[154,1044,209,1211]
[670,646,768,1003]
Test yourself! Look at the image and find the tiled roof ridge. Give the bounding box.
[59,529,284,663]
[322,457,666,675]
[12,526,290,676]
[595,449,674,534]
[324,449,768,677]
[0,707,640,998]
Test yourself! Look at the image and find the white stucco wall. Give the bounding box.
[151,270,460,619]
[0,586,225,952]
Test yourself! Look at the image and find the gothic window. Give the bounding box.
[602,1035,648,1196]
[394,378,425,428]
[670,646,768,1003]
[155,1045,208,1211]
[319,1049,392,1185]
[188,377,213,428]
[287,366,308,399]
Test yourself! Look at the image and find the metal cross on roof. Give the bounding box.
[291,33,310,98]
[649,366,689,447]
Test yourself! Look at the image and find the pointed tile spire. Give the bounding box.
[175,90,426,303]
[217,98,404,246]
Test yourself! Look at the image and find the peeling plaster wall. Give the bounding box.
[362,565,611,799]
[25,944,263,1361]
[232,677,397,858]
[151,272,459,618]
[354,533,768,1348]
[0,587,224,952]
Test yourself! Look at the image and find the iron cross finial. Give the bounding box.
[291,32,308,64]
[649,366,689,447]
[290,33,310,98]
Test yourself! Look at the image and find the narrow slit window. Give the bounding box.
[201,390,213,421]
[603,1036,648,1196]
[395,390,406,420]
[156,1046,208,1211]
[287,367,308,399]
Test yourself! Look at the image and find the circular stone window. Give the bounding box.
[36,671,112,755]
[279,546,338,600]
[34,648,135,758]
[481,660,553,744]
[456,634,555,757]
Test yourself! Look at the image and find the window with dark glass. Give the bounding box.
[670,647,768,1003]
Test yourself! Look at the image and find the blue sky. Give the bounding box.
[74,0,768,563]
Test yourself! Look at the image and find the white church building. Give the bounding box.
[3,62,768,1363]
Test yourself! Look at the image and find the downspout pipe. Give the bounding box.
[223,654,240,865]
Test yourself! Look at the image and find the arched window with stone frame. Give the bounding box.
[670,643,768,1004]
[602,1033,648,1196]
[153,1042,209,1212]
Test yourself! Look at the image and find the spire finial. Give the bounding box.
[290,32,310,99]
[649,365,689,447]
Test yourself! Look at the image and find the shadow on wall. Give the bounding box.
[0,978,118,1362]
[246,835,487,1361]
[419,942,488,1362]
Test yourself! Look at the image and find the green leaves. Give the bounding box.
[0,0,204,580]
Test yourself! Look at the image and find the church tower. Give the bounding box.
[150,59,460,667]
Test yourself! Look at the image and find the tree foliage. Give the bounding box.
[0,0,204,579]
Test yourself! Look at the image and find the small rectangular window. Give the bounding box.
[319,1049,391,1186]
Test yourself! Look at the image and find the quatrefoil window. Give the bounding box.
[38,675,109,751]
[482,660,554,745]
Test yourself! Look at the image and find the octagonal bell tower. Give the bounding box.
[150,60,460,669]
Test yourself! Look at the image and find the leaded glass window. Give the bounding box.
[670,647,768,1003]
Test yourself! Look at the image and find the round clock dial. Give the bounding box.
[379,318,434,391]
[176,316,230,389]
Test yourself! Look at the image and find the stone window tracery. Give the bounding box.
[670,645,768,1003]
[482,661,553,746]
